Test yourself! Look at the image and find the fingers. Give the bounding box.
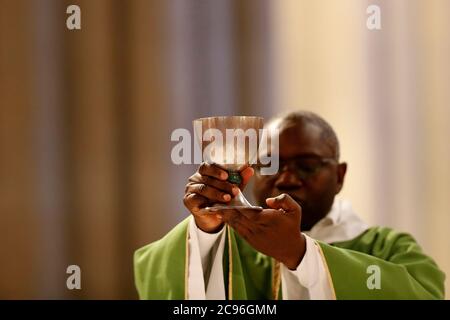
[189,172,239,196]
[198,162,252,187]
[231,207,263,220]
[184,162,255,216]
[185,182,232,203]
[184,163,238,216]
[230,219,253,241]
[198,162,228,180]
[266,193,301,213]
[218,209,254,239]
[183,192,223,218]
[183,193,209,213]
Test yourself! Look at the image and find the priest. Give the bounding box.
[134,111,445,299]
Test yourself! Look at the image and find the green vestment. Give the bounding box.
[134,217,445,299]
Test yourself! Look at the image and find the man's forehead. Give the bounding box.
[276,120,334,157]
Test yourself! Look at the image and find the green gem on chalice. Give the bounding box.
[227,171,242,185]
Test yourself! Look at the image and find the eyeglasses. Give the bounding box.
[255,156,337,180]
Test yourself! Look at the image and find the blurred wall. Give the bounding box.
[1,0,175,299]
[0,0,449,299]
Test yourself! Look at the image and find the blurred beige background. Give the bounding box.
[0,0,449,299]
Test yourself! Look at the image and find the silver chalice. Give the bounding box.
[193,116,264,210]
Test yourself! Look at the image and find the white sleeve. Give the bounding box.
[187,217,227,300]
[281,234,335,300]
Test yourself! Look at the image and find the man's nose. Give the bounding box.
[274,170,303,190]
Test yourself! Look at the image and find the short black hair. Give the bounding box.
[273,111,340,160]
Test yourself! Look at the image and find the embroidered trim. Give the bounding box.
[315,241,337,300]
[227,225,233,300]
[184,221,189,300]
[272,260,281,300]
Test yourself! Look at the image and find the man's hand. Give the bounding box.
[217,194,306,269]
[183,162,254,233]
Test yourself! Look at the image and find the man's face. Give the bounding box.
[253,120,347,231]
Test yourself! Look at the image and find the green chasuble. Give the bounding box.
[134,217,445,300]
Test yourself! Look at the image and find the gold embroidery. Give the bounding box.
[227,225,233,300]
[315,241,337,300]
[184,221,189,300]
[272,260,281,300]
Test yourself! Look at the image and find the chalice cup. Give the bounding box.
[193,116,264,210]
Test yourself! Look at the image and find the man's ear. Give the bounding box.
[335,162,347,193]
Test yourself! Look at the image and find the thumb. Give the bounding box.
[266,194,300,213]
